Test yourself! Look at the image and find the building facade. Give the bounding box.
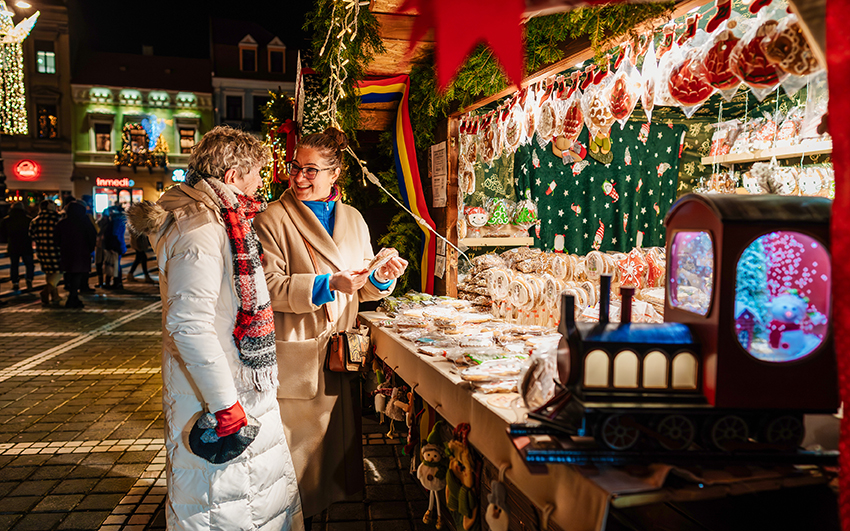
[3,0,74,206]
[70,52,213,212]
[211,18,296,135]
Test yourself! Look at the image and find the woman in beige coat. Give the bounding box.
[254,128,407,523]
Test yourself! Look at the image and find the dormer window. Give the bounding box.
[239,35,258,72]
[268,37,286,74]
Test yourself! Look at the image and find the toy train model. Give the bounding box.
[531,194,838,452]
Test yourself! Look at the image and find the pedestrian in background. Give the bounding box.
[0,202,35,292]
[94,210,110,288]
[103,203,127,290]
[126,231,154,283]
[29,200,63,305]
[56,201,96,308]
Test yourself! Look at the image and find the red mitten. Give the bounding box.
[215,402,248,437]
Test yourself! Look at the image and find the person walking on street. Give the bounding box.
[56,201,96,308]
[95,211,110,288]
[29,200,63,305]
[103,203,127,290]
[127,125,303,530]
[0,202,35,292]
[126,232,154,283]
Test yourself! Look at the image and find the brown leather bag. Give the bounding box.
[302,236,372,372]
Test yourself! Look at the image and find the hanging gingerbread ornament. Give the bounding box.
[524,85,538,141]
[696,20,742,100]
[582,72,616,139]
[536,85,558,143]
[677,14,701,46]
[641,38,657,123]
[656,22,677,59]
[607,45,642,128]
[668,54,715,109]
[580,65,596,91]
[503,101,524,153]
[761,15,821,77]
[729,15,783,100]
[561,88,584,145]
[705,0,732,34]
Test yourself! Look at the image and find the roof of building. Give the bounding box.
[211,18,290,47]
[666,193,832,225]
[72,52,212,93]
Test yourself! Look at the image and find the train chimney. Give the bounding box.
[620,286,635,324]
[599,274,612,324]
[559,293,576,335]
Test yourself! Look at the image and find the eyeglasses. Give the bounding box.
[286,162,335,179]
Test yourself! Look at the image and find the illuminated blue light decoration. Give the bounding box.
[141,114,167,150]
[171,168,186,182]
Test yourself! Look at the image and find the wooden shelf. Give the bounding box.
[460,237,534,247]
[701,140,832,165]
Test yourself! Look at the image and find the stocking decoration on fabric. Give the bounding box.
[677,14,702,45]
[749,0,771,14]
[706,0,732,33]
[593,221,605,250]
[602,180,619,202]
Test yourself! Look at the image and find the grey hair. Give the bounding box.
[187,125,270,186]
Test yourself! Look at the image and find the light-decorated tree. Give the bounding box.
[735,238,769,336]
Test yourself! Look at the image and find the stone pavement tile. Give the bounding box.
[327,502,367,522]
[9,512,64,531]
[46,453,87,466]
[29,465,74,481]
[51,478,99,495]
[407,500,429,520]
[0,514,21,530]
[56,510,110,530]
[91,478,136,493]
[0,468,34,482]
[365,484,406,502]
[370,501,409,520]
[363,445,394,458]
[369,520,411,531]
[0,495,40,512]
[365,468,400,486]
[8,455,51,467]
[0,483,17,498]
[75,493,124,510]
[65,466,109,479]
[8,479,57,497]
[326,522,367,531]
[106,463,147,478]
[31,493,84,512]
[403,484,428,502]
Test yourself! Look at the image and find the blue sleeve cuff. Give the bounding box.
[369,270,393,291]
[312,274,336,306]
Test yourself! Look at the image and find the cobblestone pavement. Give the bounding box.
[0,281,429,531]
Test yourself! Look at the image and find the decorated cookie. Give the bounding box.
[618,248,647,288]
[537,98,558,141]
[669,57,715,106]
[561,93,584,144]
[608,73,635,121]
[466,206,490,228]
[761,16,820,76]
[503,105,524,152]
[697,28,741,90]
[729,18,781,89]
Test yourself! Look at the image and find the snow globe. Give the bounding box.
[668,231,714,316]
[734,231,830,362]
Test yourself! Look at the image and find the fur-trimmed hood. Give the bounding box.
[127,181,233,241]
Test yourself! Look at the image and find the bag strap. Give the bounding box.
[301,235,333,324]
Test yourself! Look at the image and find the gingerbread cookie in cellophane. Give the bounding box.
[667,30,716,118]
[729,10,784,101]
[694,17,743,102]
[606,46,642,129]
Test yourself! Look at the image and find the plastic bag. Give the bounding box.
[729,11,784,101]
[503,101,525,154]
[484,198,514,237]
[522,85,539,144]
[654,40,681,107]
[667,30,715,118]
[800,70,828,139]
[581,69,616,139]
[641,38,657,122]
[695,18,743,102]
[761,14,821,77]
[536,84,559,142]
[607,46,642,128]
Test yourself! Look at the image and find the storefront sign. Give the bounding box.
[95,177,134,187]
[13,159,40,181]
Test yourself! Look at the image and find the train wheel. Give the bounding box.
[762,415,805,448]
[709,415,749,451]
[655,414,696,451]
[597,414,641,451]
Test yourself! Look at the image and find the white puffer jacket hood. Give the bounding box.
[128,183,303,531]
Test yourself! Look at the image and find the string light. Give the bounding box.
[318,0,361,127]
[0,0,38,135]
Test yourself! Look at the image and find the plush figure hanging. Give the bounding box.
[419,421,448,529]
[385,387,409,438]
[485,480,510,531]
[445,423,479,531]
[373,382,392,424]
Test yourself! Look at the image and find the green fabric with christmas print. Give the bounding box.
[516,122,685,255]
[465,151,517,207]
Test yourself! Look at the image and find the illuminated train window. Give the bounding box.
[613,351,639,388]
[734,231,831,363]
[669,232,714,316]
[643,351,668,389]
[671,352,698,389]
[584,350,609,387]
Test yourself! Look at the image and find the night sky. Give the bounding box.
[66,0,315,58]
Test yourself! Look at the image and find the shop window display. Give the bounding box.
[94,123,112,152]
[36,104,58,139]
[734,231,830,362]
[668,231,714,316]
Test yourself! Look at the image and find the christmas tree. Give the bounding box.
[735,238,770,336]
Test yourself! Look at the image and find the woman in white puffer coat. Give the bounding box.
[128,126,303,531]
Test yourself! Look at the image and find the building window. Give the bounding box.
[35,40,55,74]
[179,128,195,154]
[94,123,112,152]
[226,95,243,121]
[36,105,58,139]
[269,50,284,73]
[130,129,147,153]
[241,48,256,72]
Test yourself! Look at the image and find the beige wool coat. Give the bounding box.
[254,187,394,518]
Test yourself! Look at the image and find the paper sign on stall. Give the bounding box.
[431,142,447,208]
[435,239,446,278]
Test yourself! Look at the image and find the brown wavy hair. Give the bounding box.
[187,125,270,185]
[296,127,349,177]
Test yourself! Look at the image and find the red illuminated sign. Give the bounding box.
[95,177,132,187]
[14,159,40,181]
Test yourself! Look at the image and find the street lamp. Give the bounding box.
[0,0,37,209]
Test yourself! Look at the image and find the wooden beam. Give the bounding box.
[451,0,710,117]
[359,109,397,130]
[367,39,433,76]
[370,0,412,15]
[374,13,434,41]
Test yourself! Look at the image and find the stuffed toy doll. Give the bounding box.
[418,421,448,528]
[445,424,480,531]
[484,480,509,531]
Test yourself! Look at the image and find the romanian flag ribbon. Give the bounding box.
[357,75,437,294]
